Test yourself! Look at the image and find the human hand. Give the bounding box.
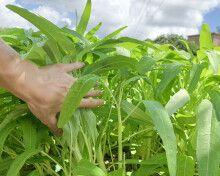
[3,60,103,136]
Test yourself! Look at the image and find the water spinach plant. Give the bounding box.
[0,1,220,176]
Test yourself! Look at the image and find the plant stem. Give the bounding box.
[97,144,107,173]
[122,128,152,143]
[41,151,67,175]
[80,125,93,161]
[117,87,123,169]
[69,122,73,176]
[108,137,116,170]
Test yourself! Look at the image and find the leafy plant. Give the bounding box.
[0,1,219,176]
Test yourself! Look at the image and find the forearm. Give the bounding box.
[0,39,35,102]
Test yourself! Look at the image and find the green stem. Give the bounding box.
[122,128,152,143]
[41,151,66,175]
[97,144,107,173]
[69,122,73,176]
[80,125,93,161]
[108,137,116,170]
[117,87,123,169]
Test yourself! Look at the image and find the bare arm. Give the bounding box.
[0,39,103,135]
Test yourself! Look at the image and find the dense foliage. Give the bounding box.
[0,1,220,176]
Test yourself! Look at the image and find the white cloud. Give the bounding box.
[0,0,31,28]
[1,0,220,39]
[0,0,72,30]
[32,6,72,27]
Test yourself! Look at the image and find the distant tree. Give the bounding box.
[153,34,198,55]
[216,26,220,33]
[154,34,186,50]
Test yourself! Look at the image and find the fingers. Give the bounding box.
[85,90,102,97]
[58,62,85,73]
[79,98,104,108]
[28,103,63,136]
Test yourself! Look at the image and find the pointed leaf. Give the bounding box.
[58,75,98,128]
[76,0,91,35]
[188,63,205,93]
[144,101,177,176]
[121,101,152,126]
[6,149,40,176]
[165,89,190,116]
[156,63,181,98]
[137,56,156,75]
[22,119,37,150]
[0,104,28,132]
[86,22,102,40]
[177,155,195,176]
[7,5,75,54]
[75,159,106,176]
[196,99,220,176]
[103,26,127,40]
[83,55,138,75]
[0,122,16,156]
[209,90,220,121]
[200,24,213,50]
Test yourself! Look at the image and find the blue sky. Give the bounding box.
[204,6,220,32]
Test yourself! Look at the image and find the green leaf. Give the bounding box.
[83,55,138,75]
[188,63,205,93]
[206,50,220,74]
[125,153,166,165]
[27,170,40,176]
[43,39,62,63]
[81,110,98,145]
[121,101,152,126]
[165,89,190,116]
[200,24,213,50]
[6,149,40,176]
[108,169,123,176]
[144,101,177,176]
[76,0,92,35]
[58,75,98,128]
[196,99,220,176]
[0,159,12,174]
[63,27,89,44]
[133,154,167,176]
[0,104,28,132]
[119,37,159,50]
[6,5,75,54]
[86,22,102,40]
[209,90,220,121]
[25,44,48,66]
[22,119,37,150]
[156,63,181,98]
[103,26,127,40]
[62,110,82,161]
[137,56,156,75]
[0,122,16,156]
[177,155,195,176]
[75,159,106,176]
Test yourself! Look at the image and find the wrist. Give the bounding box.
[0,58,39,102]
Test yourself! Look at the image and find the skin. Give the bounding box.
[0,39,104,135]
